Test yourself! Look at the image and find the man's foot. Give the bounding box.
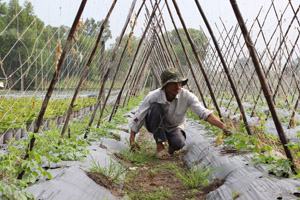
[156,142,168,159]
[156,150,169,159]
[156,142,165,152]
[168,146,175,155]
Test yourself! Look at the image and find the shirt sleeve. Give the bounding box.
[188,91,213,120]
[129,94,152,133]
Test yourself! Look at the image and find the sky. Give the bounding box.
[6,0,300,49]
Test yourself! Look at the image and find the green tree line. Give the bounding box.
[0,0,112,90]
[0,0,207,91]
[0,0,63,90]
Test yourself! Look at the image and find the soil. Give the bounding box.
[87,171,124,196]
[87,129,224,199]
[122,157,224,200]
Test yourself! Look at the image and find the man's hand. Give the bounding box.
[130,143,140,151]
[130,130,140,151]
[206,114,233,136]
[222,128,232,136]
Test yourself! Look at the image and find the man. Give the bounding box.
[129,69,230,157]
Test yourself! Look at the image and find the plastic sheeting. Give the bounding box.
[27,166,117,200]
[26,112,300,200]
[27,136,128,200]
[183,121,300,200]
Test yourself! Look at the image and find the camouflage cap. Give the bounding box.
[160,69,188,88]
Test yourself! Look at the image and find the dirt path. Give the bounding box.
[88,129,222,200]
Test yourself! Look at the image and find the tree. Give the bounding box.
[167,28,208,66]
[0,1,7,31]
[106,34,139,83]
[0,0,56,90]
[0,1,113,90]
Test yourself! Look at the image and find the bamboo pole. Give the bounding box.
[249,4,299,116]
[60,0,118,137]
[96,0,146,127]
[83,0,137,137]
[210,25,238,104]
[272,32,300,103]
[194,0,251,134]
[165,0,207,107]
[171,0,222,118]
[18,0,88,179]
[108,0,161,121]
[125,40,155,104]
[149,1,178,70]
[229,0,295,172]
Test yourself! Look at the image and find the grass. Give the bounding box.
[117,139,157,165]
[117,130,212,199]
[179,167,211,189]
[162,163,211,189]
[118,149,157,165]
[122,158,213,199]
[90,159,126,185]
[128,187,172,200]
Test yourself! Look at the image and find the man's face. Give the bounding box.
[164,82,182,98]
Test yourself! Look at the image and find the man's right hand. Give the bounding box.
[223,128,232,136]
[130,130,140,151]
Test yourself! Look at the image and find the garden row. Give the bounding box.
[71,108,300,200]
[0,97,98,145]
[0,95,143,200]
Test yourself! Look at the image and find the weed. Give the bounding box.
[88,122,121,142]
[90,159,126,184]
[118,148,157,165]
[0,135,53,187]
[118,140,157,165]
[34,129,89,161]
[186,110,199,121]
[232,191,240,199]
[178,166,211,189]
[0,126,89,190]
[0,94,145,196]
[202,120,223,136]
[268,159,292,177]
[163,163,211,189]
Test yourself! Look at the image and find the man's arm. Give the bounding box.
[206,114,225,129]
[186,90,231,135]
[130,130,141,150]
[206,114,232,135]
[129,93,154,149]
[130,130,136,146]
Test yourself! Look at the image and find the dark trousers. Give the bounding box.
[145,103,186,153]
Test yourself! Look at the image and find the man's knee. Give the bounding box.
[171,138,185,150]
[145,103,164,133]
[168,130,186,151]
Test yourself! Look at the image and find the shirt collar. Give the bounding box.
[159,88,180,104]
